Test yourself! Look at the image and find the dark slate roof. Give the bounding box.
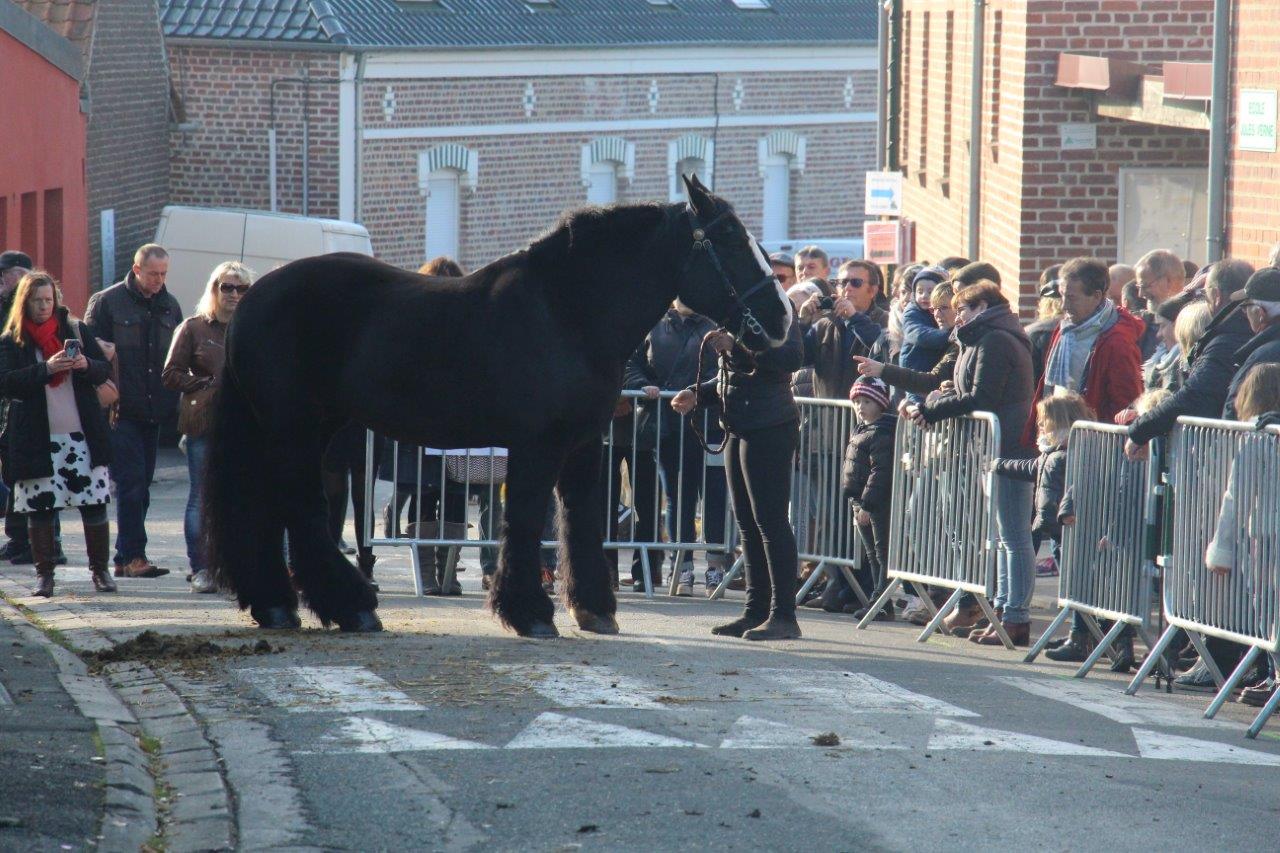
[160,0,875,49]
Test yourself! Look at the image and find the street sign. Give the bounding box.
[864,221,902,265]
[1239,89,1277,153]
[864,170,903,217]
[1060,123,1097,151]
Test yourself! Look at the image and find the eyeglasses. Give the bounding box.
[832,277,866,289]
[219,282,250,294]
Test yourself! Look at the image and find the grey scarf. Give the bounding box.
[1045,299,1117,392]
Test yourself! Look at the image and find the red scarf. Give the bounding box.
[23,315,68,388]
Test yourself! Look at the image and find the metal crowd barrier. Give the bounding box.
[857,412,1009,648]
[711,396,867,606]
[1024,424,1165,678]
[361,389,737,599]
[1124,416,1280,739]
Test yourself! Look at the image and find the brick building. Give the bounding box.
[895,0,1215,313]
[15,0,172,294]
[161,0,879,273]
[0,0,90,309]
[1225,1,1280,264]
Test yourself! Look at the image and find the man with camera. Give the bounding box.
[799,260,889,400]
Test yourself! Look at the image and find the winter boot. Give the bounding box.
[1108,630,1135,673]
[436,547,462,596]
[415,544,441,595]
[29,521,56,597]
[85,522,116,592]
[1046,630,1095,663]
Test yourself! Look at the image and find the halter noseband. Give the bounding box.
[683,205,776,341]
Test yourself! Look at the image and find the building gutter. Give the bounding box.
[1205,0,1230,263]
[967,0,986,260]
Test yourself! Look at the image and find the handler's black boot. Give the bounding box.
[743,557,801,641]
[712,556,769,637]
[1046,630,1094,663]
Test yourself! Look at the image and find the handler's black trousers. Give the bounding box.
[725,419,799,619]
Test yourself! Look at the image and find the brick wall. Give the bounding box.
[86,0,172,291]
[1225,0,1280,266]
[360,69,877,272]
[168,47,341,221]
[900,0,1213,313]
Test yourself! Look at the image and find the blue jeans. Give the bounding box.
[109,418,159,564]
[993,475,1036,624]
[182,435,209,572]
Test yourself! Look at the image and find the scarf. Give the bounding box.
[1037,431,1069,453]
[1044,299,1116,392]
[23,315,68,388]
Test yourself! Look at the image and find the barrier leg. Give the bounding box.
[667,555,681,597]
[1205,646,1260,720]
[795,561,829,606]
[409,541,425,598]
[1135,626,1174,681]
[640,549,655,600]
[1245,653,1280,739]
[1075,620,1127,679]
[440,546,460,597]
[1024,607,1071,664]
[1079,612,1107,646]
[974,595,1014,650]
[1126,625,1178,695]
[910,583,940,620]
[917,588,963,643]
[1185,632,1227,689]
[710,555,744,601]
[856,578,901,631]
[837,566,870,608]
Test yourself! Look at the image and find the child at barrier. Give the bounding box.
[839,376,898,620]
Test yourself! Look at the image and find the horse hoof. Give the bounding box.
[520,621,560,639]
[252,606,301,630]
[569,607,619,635]
[337,610,383,633]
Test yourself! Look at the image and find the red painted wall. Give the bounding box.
[0,28,89,312]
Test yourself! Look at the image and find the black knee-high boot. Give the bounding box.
[29,519,56,597]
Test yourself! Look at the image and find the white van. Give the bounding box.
[761,238,865,273]
[153,206,374,313]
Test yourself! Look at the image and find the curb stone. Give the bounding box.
[0,570,236,851]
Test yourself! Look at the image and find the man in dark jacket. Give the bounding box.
[624,301,726,595]
[1223,267,1280,419]
[1127,259,1254,453]
[85,244,183,578]
[798,260,889,400]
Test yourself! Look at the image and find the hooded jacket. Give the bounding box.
[899,301,950,373]
[919,303,1035,458]
[1223,321,1280,420]
[840,412,897,513]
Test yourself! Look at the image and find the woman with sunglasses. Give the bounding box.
[162,261,254,593]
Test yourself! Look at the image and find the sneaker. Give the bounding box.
[190,570,217,594]
[675,568,694,597]
[1239,678,1276,708]
[1036,556,1058,577]
[704,568,725,596]
[1173,659,1218,693]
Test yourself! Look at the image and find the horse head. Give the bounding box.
[677,174,793,351]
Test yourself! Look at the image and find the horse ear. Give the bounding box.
[682,173,712,218]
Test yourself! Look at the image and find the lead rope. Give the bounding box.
[686,330,738,455]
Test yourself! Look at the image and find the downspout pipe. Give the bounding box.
[876,2,888,170]
[967,0,986,260]
[1205,0,1230,263]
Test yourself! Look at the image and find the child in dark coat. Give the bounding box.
[840,376,898,619]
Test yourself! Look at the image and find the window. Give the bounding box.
[757,130,805,243]
[585,162,618,205]
[581,138,635,204]
[43,189,63,280]
[20,192,37,260]
[418,144,477,262]
[668,133,714,200]
[990,10,1002,153]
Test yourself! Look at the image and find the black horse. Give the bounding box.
[203,176,793,637]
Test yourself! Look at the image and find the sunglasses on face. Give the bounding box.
[219,282,250,294]
[831,277,866,289]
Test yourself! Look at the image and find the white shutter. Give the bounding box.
[761,153,791,243]
[425,170,460,260]
[586,161,617,205]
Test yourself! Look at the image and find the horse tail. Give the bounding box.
[203,361,295,613]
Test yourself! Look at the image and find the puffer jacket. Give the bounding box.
[85,273,183,423]
[0,307,113,484]
[899,301,950,373]
[993,444,1067,541]
[840,413,897,513]
[692,320,803,435]
[919,304,1035,458]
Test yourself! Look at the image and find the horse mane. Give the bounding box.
[525,202,677,271]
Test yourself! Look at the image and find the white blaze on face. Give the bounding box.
[746,231,793,344]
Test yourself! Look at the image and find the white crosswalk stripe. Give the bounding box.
[504,712,706,750]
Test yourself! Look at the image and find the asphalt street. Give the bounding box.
[2,451,1278,851]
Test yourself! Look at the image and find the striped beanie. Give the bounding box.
[850,376,890,410]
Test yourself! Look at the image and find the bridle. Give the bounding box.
[680,204,781,453]
[682,205,777,341]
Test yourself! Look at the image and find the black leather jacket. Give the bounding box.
[85,273,183,423]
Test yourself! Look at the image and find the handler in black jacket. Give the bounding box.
[671,320,804,640]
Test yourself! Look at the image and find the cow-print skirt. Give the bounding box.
[13,433,111,514]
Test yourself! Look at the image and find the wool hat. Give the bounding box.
[769,251,795,268]
[1155,288,1202,324]
[1233,266,1280,303]
[0,251,33,272]
[912,265,949,290]
[850,376,890,410]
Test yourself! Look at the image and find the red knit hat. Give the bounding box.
[850,376,890,410]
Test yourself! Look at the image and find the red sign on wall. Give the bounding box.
[863,220,915,265]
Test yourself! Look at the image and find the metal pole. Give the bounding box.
[1205,0,1230,263]
[268,128,278,212]
[302,71,311,216]
[967,0,986,259]
[886,0,902,171]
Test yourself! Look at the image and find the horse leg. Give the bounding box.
[558,436,619,634]
[489,446,564,638]
[277,438,381,632]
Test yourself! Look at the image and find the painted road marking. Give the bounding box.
[928,718,1128,758]
[994,676,1235,729]
[1132,728,1280,766]
[756,669,980,717]
[236,666,422,713]
[0,682,12,707]
[504,712,706,749]
[491,664,668,710]
[719,714,912,750]
[321,717,493,753]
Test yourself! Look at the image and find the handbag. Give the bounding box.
[443,449,508,485]
[70,324,119,408]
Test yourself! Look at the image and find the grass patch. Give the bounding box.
[0,592,74,651]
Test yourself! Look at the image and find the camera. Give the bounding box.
[64,339,82,360]
[818,296,835,310]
